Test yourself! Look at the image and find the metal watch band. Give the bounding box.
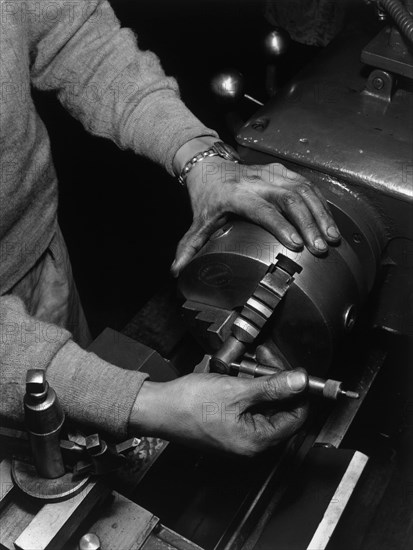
[177,141,240,186]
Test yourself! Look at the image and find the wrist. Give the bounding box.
[128,380,168,438]
[173,136,218,177]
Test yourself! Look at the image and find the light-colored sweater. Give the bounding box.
[0,0,217,438]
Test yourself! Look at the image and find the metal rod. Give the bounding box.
[231,359,359,400]
[244,94,264,106]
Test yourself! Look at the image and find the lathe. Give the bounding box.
[1,1,412,549]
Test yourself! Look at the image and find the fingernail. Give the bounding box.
[291,233,303,246]
[327,226,340,239]
[287,371,307,392]
[314,238,327,251]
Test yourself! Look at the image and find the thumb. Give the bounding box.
[171,219,207,278]
[248,369,308,405]
[171,216,223,277]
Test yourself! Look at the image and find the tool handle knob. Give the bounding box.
[263,29,290,58]
[79,533,101,550]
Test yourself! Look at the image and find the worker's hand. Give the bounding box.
[129,368,308,456]
[171,156,340,277]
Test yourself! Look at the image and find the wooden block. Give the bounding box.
[14,481,110,550]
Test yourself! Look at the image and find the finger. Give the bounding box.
[247,369,308,405]
[171,216,225,277]
[265,403,308,439]
[269,189,328,255]
[248,401,308,449]
[258,167,337,253]
[232,194,305,251]
[260,162,304,183]
[297,184,341,243]
[255,342,290,370]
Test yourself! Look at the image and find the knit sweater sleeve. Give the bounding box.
[0,295,148,440]
[28,0,217,174]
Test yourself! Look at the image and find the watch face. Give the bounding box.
[214,141,241,162]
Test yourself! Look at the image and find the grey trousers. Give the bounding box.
[9,226,91,348]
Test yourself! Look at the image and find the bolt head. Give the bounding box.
[373,77,384,90]
[86,434,103,455]
[26,369,46,395]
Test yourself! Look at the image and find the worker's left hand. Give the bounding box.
[171,157,340,277]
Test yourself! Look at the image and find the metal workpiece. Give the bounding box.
[231,358,278,377]
[230,358,359,400]
[211,336,247,374]
[307,377,359,400]
[24,369,65,479]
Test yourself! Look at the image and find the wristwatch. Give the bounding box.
[177,141,241,186]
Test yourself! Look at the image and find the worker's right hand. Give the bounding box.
[129,369,308,456]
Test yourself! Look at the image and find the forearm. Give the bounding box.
[29,0,218,174]
[48,341,148,440]
[0,296,148,440]
[0,296,72,428]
